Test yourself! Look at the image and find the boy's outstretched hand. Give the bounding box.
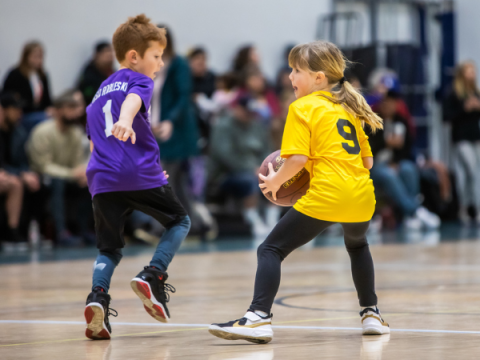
[113,93,142,144]
[112,121,136,144]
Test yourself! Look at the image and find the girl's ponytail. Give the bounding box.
[289,41,384,133]
[332,80,383,132]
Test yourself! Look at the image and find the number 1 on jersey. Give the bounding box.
[103,100,113,137]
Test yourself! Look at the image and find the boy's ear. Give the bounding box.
[125,50,138,65]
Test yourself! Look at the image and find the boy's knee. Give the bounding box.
[99,248,123,264]
[180,215,191,230]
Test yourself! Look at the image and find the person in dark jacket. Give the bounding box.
[77,42,115,105]
[150,26,204,234]
[188,47,216,152]
[443,61,480,224]
[2,41,52,133]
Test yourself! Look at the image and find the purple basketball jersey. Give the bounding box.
[86,68,168,197]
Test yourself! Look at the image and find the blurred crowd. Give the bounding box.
[1,26,480,250]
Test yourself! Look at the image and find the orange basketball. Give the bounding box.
[258,150,310,207]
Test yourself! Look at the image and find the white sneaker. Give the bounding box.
[459,207,471,225]
[415,206,441,229]
[361,307,390,335]
[209,311,273,344]
[404,216,422,230]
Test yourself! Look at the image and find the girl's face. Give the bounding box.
[289,67,319,98]
[246,74,265,94]
[249,47,260,64]
[463,64,477,83]
[28,46,44,70]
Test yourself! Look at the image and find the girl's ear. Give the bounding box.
[315,71,326,84]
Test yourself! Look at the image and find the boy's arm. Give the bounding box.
[111,93,142,144]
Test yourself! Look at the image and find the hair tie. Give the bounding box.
[339,76,346,85]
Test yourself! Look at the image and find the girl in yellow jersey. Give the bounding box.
[209,41,389,344]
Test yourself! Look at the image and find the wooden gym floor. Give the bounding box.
[1,229,480,359]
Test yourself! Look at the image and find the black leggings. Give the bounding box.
[250,208,377,314]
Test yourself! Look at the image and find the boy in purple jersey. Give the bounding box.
[83,14,191,340]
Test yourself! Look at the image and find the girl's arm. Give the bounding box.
[363,156,373,170]
[259,154,308,201]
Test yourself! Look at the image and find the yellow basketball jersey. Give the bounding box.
[281,90,375,223]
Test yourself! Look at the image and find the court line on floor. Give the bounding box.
[0,327,205,348]
[1,320,480,335]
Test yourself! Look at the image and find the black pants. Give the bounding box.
[93,185,187,251]
[250,208,377,313]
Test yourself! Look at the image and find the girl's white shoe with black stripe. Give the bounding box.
[209,311,273,344]
[360,307,390,335]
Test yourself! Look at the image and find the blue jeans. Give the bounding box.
[49,178,91,236]
[370,160,419,216]
[221,172,258,199]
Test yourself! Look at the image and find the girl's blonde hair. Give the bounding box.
[288,41,383,132]
[453,61,479,99]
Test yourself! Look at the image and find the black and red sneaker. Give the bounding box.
[84,287,118,340]
[130,266,176,323]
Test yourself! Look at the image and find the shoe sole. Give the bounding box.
[362,326,390,335]
[85,303,111,340]
[208,326,272,344]
[130,278,169,323]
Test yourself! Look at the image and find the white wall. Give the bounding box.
[456,0,480,65]
[0,0,330,96]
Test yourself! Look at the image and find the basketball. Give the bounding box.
[258,150,310,207]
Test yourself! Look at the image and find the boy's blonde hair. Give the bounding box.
[112,14,167,63]
[289,41,383,132]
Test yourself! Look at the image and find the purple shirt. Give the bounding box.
[86,68,168,197]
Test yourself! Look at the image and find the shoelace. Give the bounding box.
[108,308,118,317]
[163,283,176,302]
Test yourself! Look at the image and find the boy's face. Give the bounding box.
[136,42,165,79]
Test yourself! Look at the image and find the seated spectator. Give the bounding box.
[443,61,480,225]
[77,41,115,105]
[275,44,295,100]
[238,68,281,125]
[232,45,261,77]
[27,90,92,246]
[0,93,42,247]
[188,47,216,152]
[0,100,24,248]
[211,73,239,117]
[209,95,278,237]
[368,91,440,229]
[2,41,52,133]
[367,69,416,138]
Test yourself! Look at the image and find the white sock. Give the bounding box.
[265,206,281,228]
[254,310,269,318]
